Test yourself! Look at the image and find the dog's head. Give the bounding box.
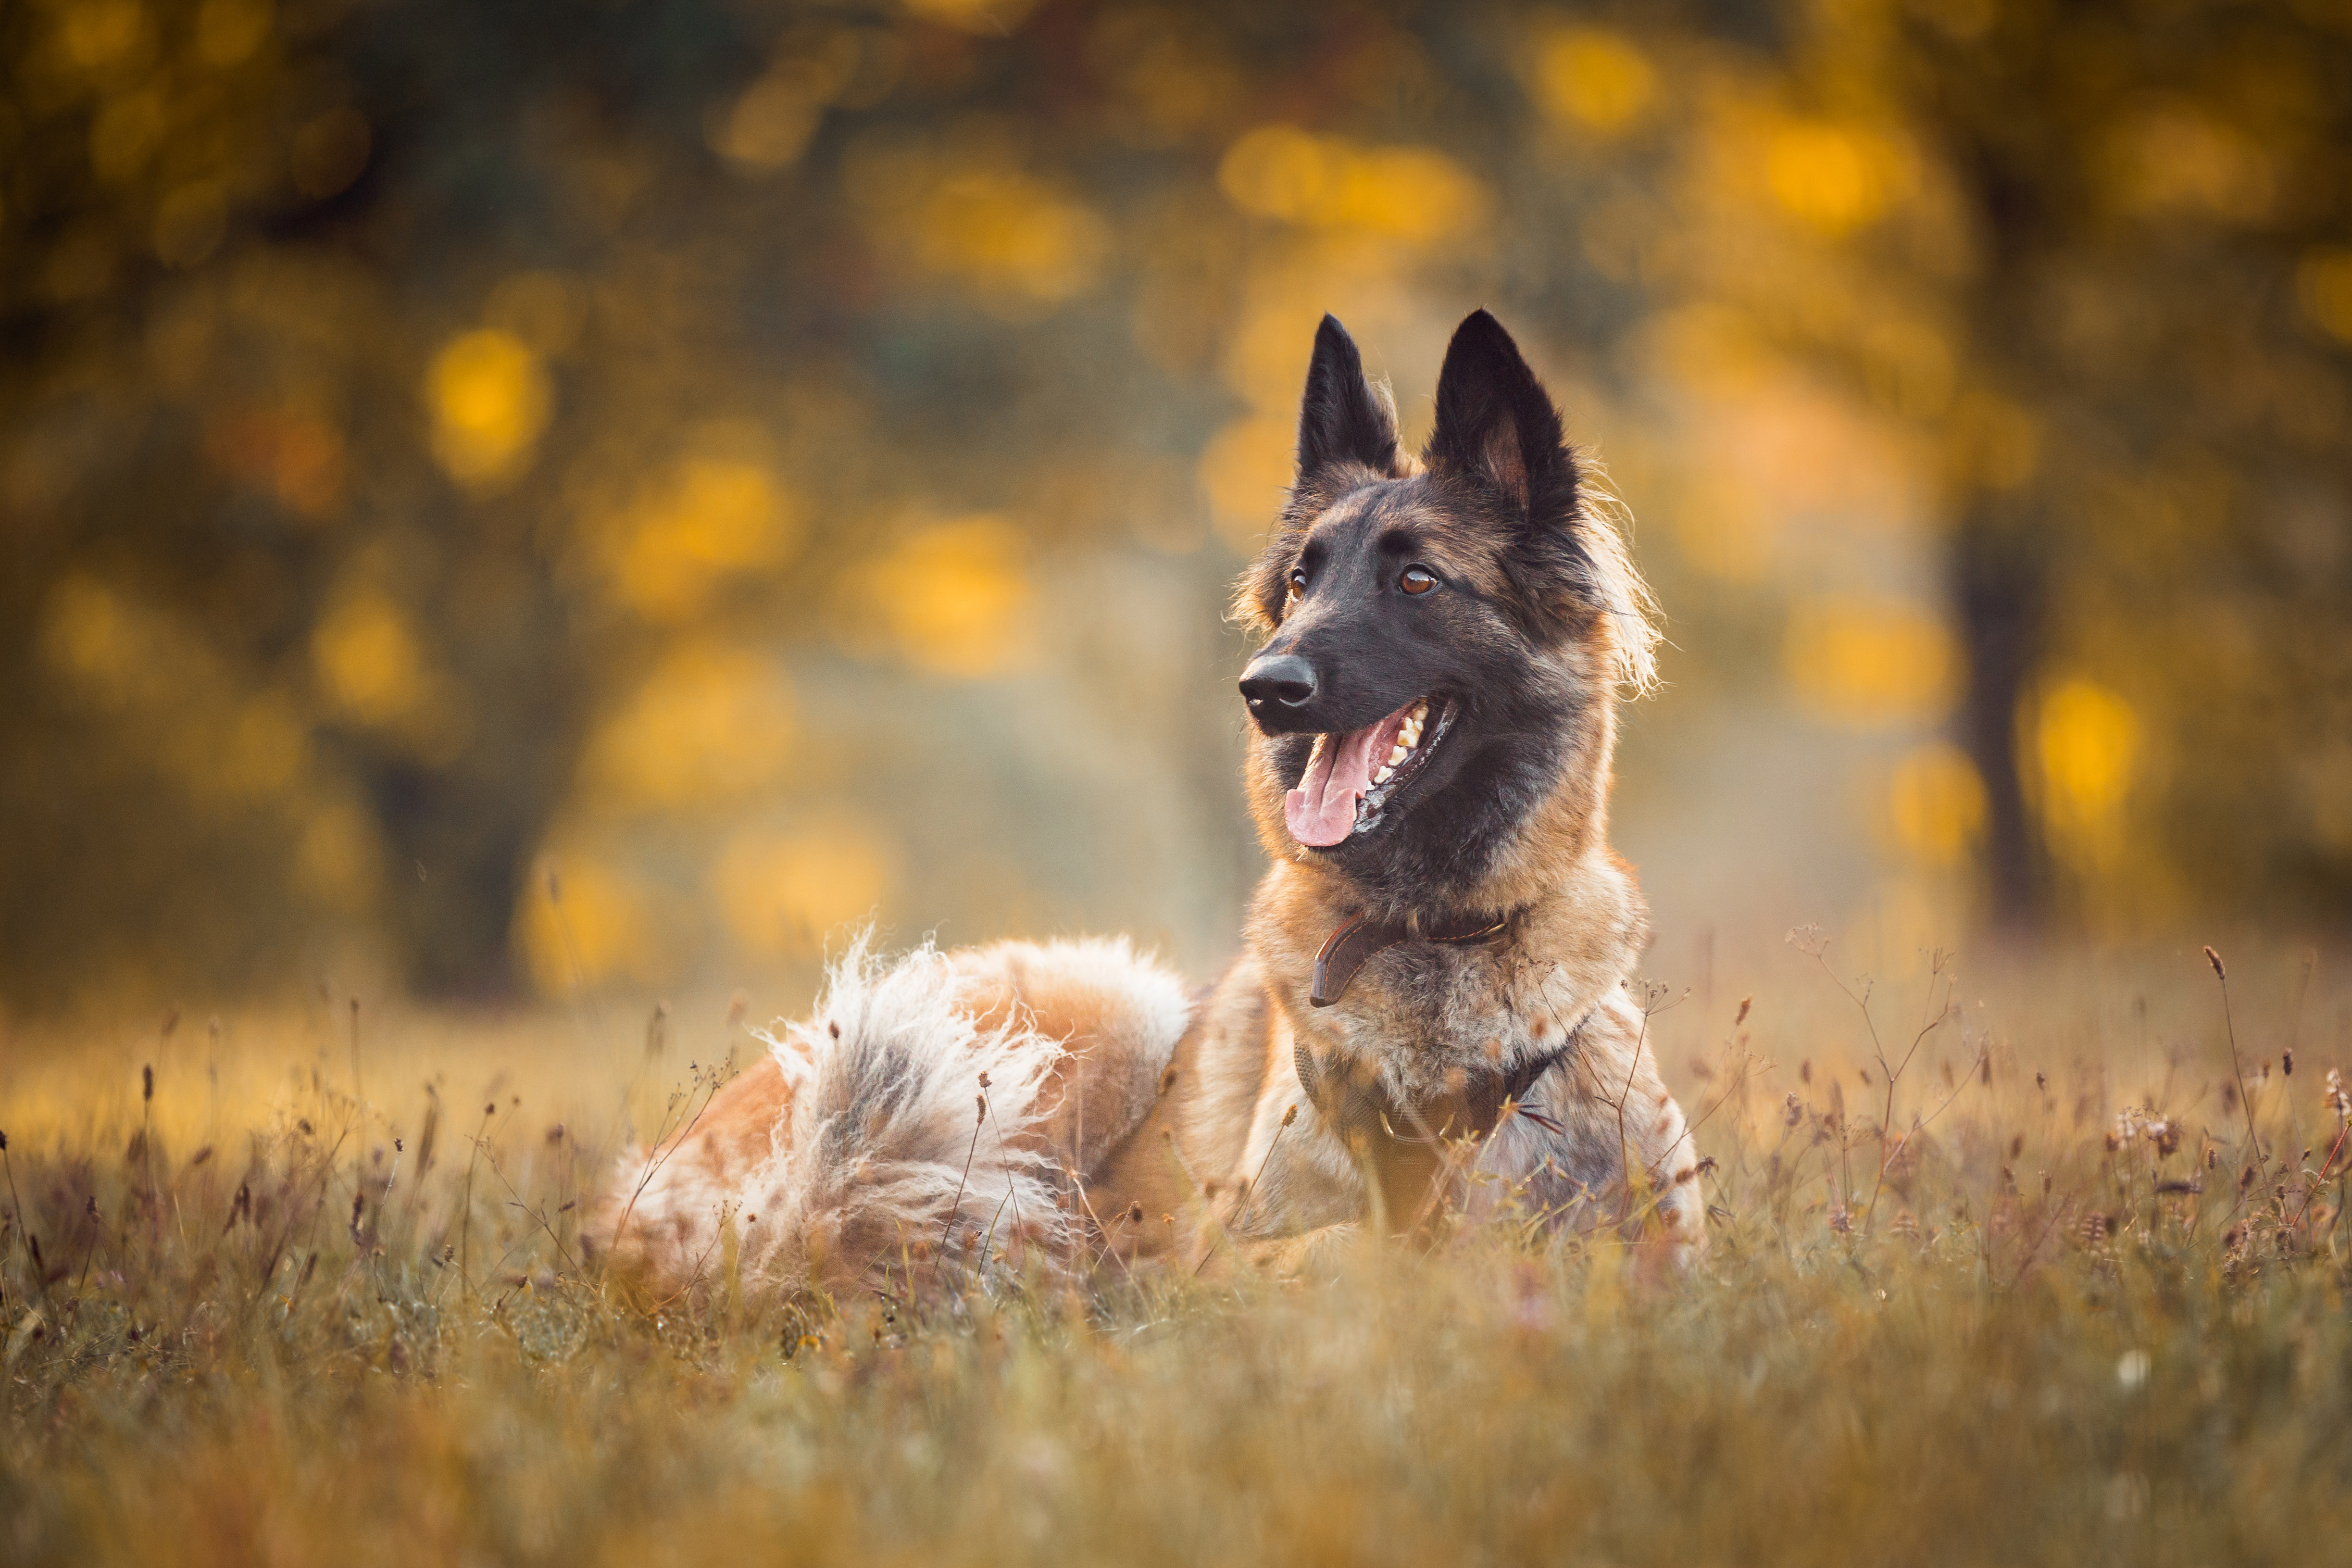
[1233,310,1656,913]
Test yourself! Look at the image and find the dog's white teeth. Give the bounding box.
[1386,743,1409,766]
[1401,722,1421,745]
[1374,765,1394,784]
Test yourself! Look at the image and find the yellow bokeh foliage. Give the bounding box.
[60,0,153,73]
[153,182,228,268]
[194,0,271,67]
[709,65,833,170]
[1198,413,1296,554]
[1527,26,1657,136]
[602,457,804,622]
[204,403,347,519]
[1945,391,2044,494]
[312,589,427,727]
[1765,121,1906,236]
[915,167,1109,307]
[1887,741,1987,867]
[1090,11,1243,148]
[519,857,668,993]
[39,573,146,705]
[1219,126,1486,244]
[1668,473,1774,583]
[222,693,308,798]
[583,643,797,811]
[2299,249,2352,345]
[841,516,1037,679]
[311,587,469,762]
[290,107,371,199]
[91,86,166,183]
[293,798,385,912]
[1783,595,1958,727]
[853,143,1110,309]
[2033,677,2141,869]
[900,0,1043,34]
[427,328,552,488]
[2103,105,2275,224]
[9,0,2349,1000]
[35,578,351,874]
[712,823,896,957]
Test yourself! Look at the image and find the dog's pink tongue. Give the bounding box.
[1285,723,1381,847]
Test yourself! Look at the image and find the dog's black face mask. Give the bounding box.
[1236,311,1615,910]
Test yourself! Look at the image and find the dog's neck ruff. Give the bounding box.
[1293,1007,1588,1151]
[1308,908,1509,1008]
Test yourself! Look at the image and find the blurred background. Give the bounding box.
[3,0,2348,1024]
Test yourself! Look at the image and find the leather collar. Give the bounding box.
[1309,909,1509,1008]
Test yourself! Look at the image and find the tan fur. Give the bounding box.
[588,322,1702,1294]
[592,1052,797,1300]
[591,936,1190,1298]
[1074,599,1704,1269]
[947,939,1193,1182]
[590,562,1700,1297]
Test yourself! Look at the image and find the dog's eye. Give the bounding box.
[1287,568,1307,598]
[1399,565,1439,596]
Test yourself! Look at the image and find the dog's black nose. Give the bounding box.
[1239,653,1318,712]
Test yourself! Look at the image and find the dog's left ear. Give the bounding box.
[1424,310,1577,525]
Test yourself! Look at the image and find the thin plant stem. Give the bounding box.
[2207,947,2263,1166]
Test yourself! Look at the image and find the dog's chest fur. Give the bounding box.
[1247,855,1646,1108]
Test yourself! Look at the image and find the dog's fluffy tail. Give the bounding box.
[596,935,1080,1296]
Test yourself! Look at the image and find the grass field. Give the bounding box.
[3,932,2348,1566]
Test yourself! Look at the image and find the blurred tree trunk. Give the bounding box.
[363,762,544,999]
[352,565,586,1001]
[1951,508,2044,927]
[1934,71,2061,931]
[362,766,534,1001]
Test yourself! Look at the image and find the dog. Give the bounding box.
[589,310,1703,1296]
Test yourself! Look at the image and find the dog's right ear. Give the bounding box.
[1236,316,1400,632]
[1295,314,1399,487]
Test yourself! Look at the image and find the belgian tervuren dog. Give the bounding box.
[590,310,1702,1293]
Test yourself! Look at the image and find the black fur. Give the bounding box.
[1240,311,1612,919]
[1296,313,1400,482]
[1425,308,1575,519]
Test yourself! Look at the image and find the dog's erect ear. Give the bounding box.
[1296,314,1399,482]
[1424,310,1575,523]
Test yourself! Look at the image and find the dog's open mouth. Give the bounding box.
[1284,696,1451,848]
